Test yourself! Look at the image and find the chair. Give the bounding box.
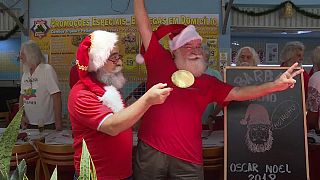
[6,98,19,112]
[0,111,9,127]
[6,98,19,122]
[203,146,224,180]
[10,143,40,180]
[35,141,75,180]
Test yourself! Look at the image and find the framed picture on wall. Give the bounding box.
[266,43,279,63]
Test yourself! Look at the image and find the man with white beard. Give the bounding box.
[235,46,260,66]
[134,0,304,179]
[19,40,62,131]
[68,30,172,179]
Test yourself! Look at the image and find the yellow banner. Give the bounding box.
[30,14,219,82]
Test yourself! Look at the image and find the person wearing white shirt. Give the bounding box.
[19,40,62,131]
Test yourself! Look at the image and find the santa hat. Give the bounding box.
[135,24,202,64]
[76,30,124,112]
[240,104,271,126]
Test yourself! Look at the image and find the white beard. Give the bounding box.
[22,64,30,73]
[96,68,126,89]
[175,56,207,77]
[245,129,273,153]
[238,61,253,66]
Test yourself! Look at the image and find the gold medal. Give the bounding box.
[171,70,194,88]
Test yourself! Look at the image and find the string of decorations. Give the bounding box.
[226,1,320,19]
[0,15,24,41]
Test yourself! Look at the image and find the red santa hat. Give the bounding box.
[136,24,202,64]
[240,104,271,126]
[76,30,124,112]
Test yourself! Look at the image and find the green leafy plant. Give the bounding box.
[0,108,24,178]
[8,159,28,180]
[0,107,94,180]
[0,108,56,180]
[78,139,97,180]
[50,166,57,180]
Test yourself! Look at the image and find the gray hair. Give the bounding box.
[311,46,320,68]
[279,41,305,63]
[235,46,260,66]
[21,40,45,66]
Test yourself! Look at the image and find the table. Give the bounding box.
[0,128,74,180]
[0,128,73,145]
[202,130,224,148]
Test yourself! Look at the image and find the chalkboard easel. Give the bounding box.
[224,66,309,180]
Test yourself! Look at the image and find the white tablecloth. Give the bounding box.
[202,130,224,148]
[0,128,73,145]
[45,130,73,144]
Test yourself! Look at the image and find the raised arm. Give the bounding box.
[225,62,304,101]
[134,0,152,50]
[99,83,172,136]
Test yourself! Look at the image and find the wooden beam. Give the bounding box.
[222,0,234,35]
[0,2,28,36]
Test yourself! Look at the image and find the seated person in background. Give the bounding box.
[280,41,309,96]
[68,30,172,179]
[308,46,320,77]
[201,44,224,131]
[307,46,320,130]
[235,46,260,66]
[19,40,62,130]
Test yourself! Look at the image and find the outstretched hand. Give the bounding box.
[274,62,304,91]
[145,83,173,105]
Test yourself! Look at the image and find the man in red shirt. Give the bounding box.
[68,30,172,179]
[133,0,304,179]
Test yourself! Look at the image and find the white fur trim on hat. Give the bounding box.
[169,25,202,51]
[98,85,124,113]
[240,104,270,126]
[88,30,118,72]
[135,54,145,64]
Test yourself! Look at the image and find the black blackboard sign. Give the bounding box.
[224,67,309,180]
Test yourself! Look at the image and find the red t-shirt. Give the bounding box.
[68,82,132,179]
[138,34,234,165]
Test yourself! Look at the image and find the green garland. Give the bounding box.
[227,1,320,19]
[0,16,24,41]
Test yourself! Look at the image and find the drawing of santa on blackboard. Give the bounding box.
[240,104,274,153]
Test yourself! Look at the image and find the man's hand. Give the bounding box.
[145,83,173,105]
[273,62,304,91]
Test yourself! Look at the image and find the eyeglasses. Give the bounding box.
[181,45,202,51]
[108,53,123,64]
